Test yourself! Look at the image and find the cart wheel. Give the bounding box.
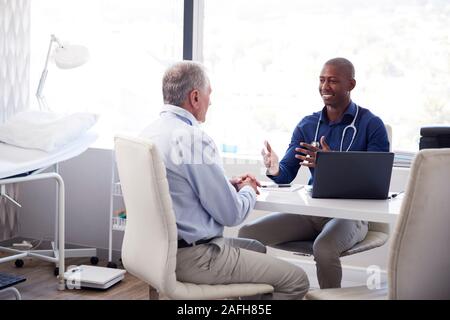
[14,259,24,268]
[107,261,117,269]
[90,256,99,265]
[54,267,59,276]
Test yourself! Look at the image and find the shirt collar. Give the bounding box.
[160,104,199,127]
[343,101,358,119]
[320,101,357,125]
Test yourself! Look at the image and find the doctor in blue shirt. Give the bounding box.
[239,57,389,289]
[140,61,309,299]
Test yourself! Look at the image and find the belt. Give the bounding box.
[178,238,214,248]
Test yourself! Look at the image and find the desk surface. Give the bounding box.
[255,185,403,223]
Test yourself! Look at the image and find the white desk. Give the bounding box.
[255,185,403,224]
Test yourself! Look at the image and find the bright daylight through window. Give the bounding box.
[201,0,450,156]
[31,0,183,147]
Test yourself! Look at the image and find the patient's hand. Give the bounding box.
[230,176,243,191]
[237,177,260,195]
[239,173,260,185]
[230,173,260,190]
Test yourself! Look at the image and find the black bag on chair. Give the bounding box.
[419,126,450,150]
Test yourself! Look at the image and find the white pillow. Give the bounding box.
[0,111,98,152]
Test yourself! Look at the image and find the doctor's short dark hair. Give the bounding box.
[162,61,210,107]
[324,57,355,79]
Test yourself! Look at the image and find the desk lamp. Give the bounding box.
[36,34,89,111]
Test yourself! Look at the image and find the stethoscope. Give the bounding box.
[311,105,359,152]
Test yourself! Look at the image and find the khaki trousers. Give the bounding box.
[176,237,309,300]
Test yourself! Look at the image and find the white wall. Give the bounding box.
[0,0,31,240]
[0,0,30,123]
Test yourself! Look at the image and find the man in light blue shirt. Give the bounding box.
[140,61,309,299]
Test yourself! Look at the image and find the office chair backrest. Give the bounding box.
[388,149,450,299]
[419,126,450,149]
[114,135,177,296]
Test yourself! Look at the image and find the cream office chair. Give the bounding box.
[264,124,393,261]
[306,149,450,299]
[114,135,274,300]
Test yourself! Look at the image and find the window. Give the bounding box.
[31,0,183,147]
[201,0,450,154]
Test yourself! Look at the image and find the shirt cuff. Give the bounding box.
[266,168,282,179]
[266,170,282,183]
[239,185,257,198]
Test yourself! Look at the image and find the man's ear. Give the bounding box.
[348,79,356,91]
[189,89,200,107]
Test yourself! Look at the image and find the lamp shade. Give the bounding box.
[53,45,89,69]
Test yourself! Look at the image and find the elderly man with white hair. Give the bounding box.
[140,61,309,300]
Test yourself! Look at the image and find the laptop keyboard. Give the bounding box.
[0,272,26,290]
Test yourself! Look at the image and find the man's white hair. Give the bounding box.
[162,61,210,107]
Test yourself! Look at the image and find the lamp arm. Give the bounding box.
[36,34,62,99]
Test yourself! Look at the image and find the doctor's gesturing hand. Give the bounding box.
[294,136,331,168]
[262,140,280,176]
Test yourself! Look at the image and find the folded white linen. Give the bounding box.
[0,111,98,152]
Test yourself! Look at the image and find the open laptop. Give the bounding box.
[312,151,394,199]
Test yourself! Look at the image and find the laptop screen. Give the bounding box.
[312,151,394,199]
